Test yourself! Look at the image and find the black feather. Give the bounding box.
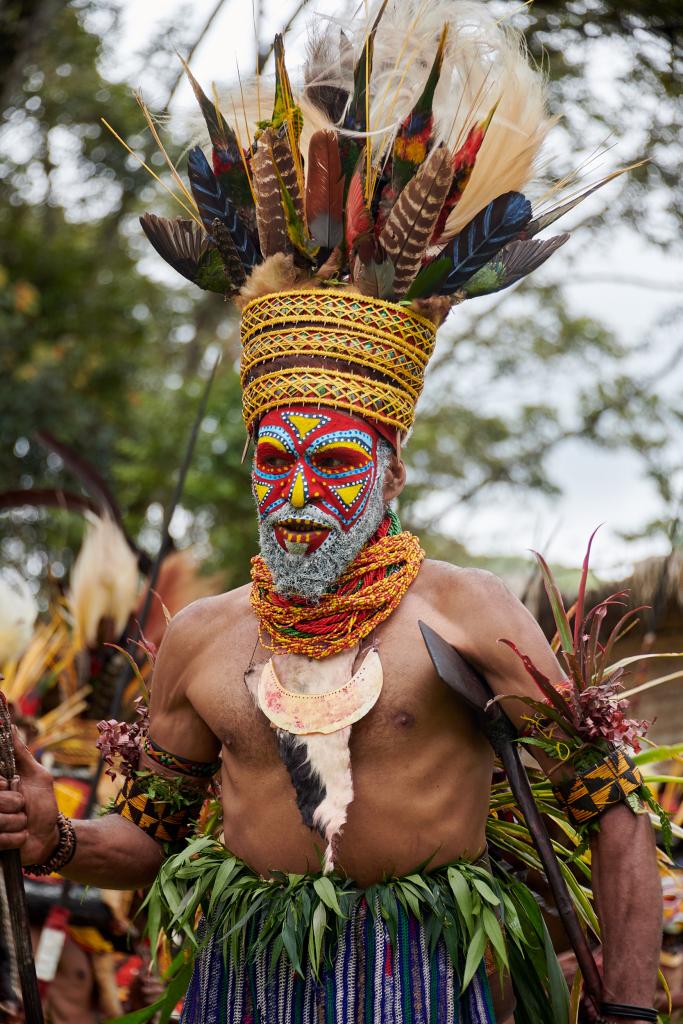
[495,233,570,286]
[211,218,247,286]
[140,212,239,294]
[187,146,261,269]
[438,191,533,295]
[460,233,570,298]
[140,213,208,282]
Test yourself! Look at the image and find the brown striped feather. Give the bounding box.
[378,145,454,299]
[252,126,306,258]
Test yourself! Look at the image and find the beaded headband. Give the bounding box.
[136,1,632,437]
[240,289,436,433]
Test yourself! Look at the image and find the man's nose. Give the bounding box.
[288,466,308,508]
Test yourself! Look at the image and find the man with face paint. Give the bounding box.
[253,407,396,599]
[0,6,663,1023]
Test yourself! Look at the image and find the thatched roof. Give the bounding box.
[530,550,683,641]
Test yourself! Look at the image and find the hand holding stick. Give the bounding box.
[0,692,45,1024]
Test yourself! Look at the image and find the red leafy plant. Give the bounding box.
[97,696,149,781]
[96,622,157,781]
[500,528,649,763]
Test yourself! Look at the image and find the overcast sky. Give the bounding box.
[100,0,682,578]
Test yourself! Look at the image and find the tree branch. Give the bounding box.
[257,0,312,72]
[165,0,230,108]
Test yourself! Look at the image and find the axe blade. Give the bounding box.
[419,620,492,713]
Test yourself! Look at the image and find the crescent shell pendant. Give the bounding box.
[257,649,383,735]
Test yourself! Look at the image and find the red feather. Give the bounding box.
[345,159,375,265]
[305,131,344,250]
[430,105,497,245]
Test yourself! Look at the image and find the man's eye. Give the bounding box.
[258,451,293,469]
[314,451,369,472]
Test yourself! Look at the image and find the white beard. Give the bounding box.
[256,440,392,601]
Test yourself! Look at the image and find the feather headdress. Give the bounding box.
[137,0,635,438]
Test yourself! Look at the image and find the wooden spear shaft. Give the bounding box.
[0,693,44,1024]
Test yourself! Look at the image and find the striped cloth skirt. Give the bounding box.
[180,894,496,1024]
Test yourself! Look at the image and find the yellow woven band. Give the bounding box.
[553,748,644,828]
[240,289,437,433]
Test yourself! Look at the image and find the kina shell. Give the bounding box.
[257,649,383,735]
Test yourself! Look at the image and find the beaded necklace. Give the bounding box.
[250,511,424,659]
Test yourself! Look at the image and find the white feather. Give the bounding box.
[185,0,550,239]
[314,0,552,238]
[68,515,139,647]
[0,569,38,665]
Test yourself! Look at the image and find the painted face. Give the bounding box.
[253,407,381,556]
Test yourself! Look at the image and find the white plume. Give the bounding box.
[187,0,550,240]
[69,515,139,647]
[0,569,38,665]
[310,0,552,238]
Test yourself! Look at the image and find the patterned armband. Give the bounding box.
[143,735,221,778]
[111,774,205,845]
[552,747,644,828]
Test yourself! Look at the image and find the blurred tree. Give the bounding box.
[0,0,681,596]
[0,1,253,588]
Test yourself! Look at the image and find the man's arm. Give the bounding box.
[440,565,662,1023]
[0,599,220,890]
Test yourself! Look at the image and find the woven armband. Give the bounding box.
[111,775,205,845]
[553,748,644,828]
[143,734,221,778]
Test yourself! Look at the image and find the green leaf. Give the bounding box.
[533,549,574,654]
[146,891,161,963]
[380,887,399,948]
[542,918,570,1023]
[313,876,343,917]
[208,856,238,917]
[501,893,525,946]
[634,742,683,765]
[398,881,423,921]
[159,959,195,1024]
[461,921,487,991]
[472,877,500,906]
[404,873,432,894]
[308,901,327,977]
[447,867,473,933]
[105,1000,165,1024]
[282,915,303,977]
[482,906,508,970]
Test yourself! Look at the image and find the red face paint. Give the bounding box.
[253,407,382,554]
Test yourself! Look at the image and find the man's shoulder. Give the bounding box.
[413,559,519,630]
[417,558,511,604]
[161,583,253,652]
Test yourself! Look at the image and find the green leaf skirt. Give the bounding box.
[136,838,569,1024]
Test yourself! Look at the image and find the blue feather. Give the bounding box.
[438,191,532,294]
[187,146,261,270]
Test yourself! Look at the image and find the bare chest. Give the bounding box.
[185,600,478,767]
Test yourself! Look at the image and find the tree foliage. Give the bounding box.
[0,0,681,592]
